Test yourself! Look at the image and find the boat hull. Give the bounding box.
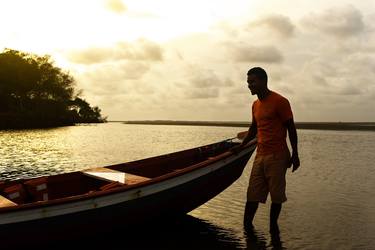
[1,150,253,247]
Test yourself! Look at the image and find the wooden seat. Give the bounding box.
[24,177,49,201]
[124,173,151,185]
[83,167,126,183]
[0,195,17,208]
[1,184,27,204]
[82,167,151,185]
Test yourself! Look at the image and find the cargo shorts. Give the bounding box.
[247,149,291,203]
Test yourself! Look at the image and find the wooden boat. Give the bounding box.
[0,135,256,246]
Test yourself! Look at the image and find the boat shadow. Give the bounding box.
[44,215,245,250]
[29,215,286,250]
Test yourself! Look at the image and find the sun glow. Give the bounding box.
[0,0,257,53]
[1,0,375,122]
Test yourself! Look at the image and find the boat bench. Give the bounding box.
[82,167,151,186]
[0,195,17,208]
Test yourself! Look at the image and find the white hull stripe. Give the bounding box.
[0,146,255,225]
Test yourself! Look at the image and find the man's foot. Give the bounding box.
[270,230,282,248]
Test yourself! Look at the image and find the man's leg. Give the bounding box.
[245,154,267,230]
[267,150,290,234]
[243,201,259,230]
[270,202,282,234]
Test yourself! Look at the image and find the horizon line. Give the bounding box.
[108,120,375,124]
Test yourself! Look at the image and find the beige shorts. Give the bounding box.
[247,149,291,203]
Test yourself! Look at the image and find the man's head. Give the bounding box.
[247,67,268,95]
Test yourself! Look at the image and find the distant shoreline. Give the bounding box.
[119,120,375,131]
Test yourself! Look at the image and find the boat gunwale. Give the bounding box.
[0,139,256,213]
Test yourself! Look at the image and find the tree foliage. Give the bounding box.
[0,49,106,129]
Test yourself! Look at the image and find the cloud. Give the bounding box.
[302,5,365,38]
[227,85,248,95]
[67,48,112,65]
[62,2,375,122]
[170,65,236,100]
[248,14,295,38]
[86,61,150,81]
[117,39,164,61]
[118,62,150,80]
[228,44,283,63]
[154,62,239,101]
[67,39,164,64]
[312,75,329,87]
[188,68,234,88]
[337,85,362,95]
[212,21,240,38]
[75,61,151,99]
[104,0,127,14]
[185,88,219,99]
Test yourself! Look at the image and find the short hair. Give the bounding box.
[247,67,268,83]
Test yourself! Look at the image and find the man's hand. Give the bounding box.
[290,152,300,172]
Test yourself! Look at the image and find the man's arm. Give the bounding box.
[241,119,257,146]
[284,118,300,172]
[231,116,257,154]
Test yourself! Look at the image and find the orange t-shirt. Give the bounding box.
[252,91,293,155]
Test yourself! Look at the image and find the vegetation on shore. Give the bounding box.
[0,49,106,129]
[123,120,375,131]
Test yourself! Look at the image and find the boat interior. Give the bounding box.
[0,140,238,208]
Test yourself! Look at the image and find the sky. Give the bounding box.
[1,0,375,122]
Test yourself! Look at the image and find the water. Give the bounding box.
[1,123,375,249]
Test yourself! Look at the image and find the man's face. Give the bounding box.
[247,74,264,95]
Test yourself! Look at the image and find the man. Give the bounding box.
[238,67,300,234]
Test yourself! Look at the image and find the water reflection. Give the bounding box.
[46,215,244,250]
[244,227,286,250]
[2,124,375,249]
[39,215,288,250]
[0,124,243,180]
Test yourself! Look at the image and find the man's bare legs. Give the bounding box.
[270,203,282,234]
[243,201,259,230]
[244,201,282,234]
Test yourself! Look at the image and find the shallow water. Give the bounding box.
[1,123,375,249]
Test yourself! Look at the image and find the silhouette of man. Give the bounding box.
[238,67,300,234]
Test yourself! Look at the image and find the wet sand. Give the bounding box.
[123,120,375,131]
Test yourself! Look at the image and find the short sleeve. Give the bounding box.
[277,97,293,122]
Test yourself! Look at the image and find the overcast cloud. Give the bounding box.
[104,0,127,14]
[3,1,373,122]
[76,2,375,122]
[302,5,365,38]
[67,39,163,64]
[248,14,295,38]
[229,44,284,63]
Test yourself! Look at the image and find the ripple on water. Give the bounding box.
[1,125,375,249]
